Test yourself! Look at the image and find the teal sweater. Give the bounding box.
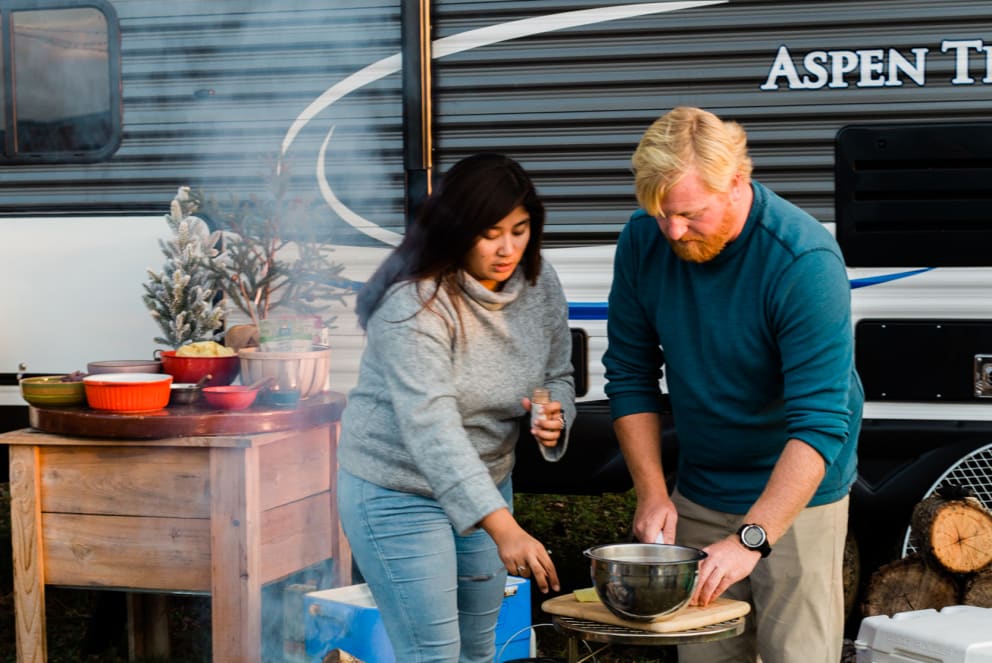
[603,182,863,513]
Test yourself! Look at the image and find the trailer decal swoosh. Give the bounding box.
[566,268,936,320]
[281,1,728,245]
[849,267,934,289]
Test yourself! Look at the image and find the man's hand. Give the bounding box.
[691,535,760,606]
[632,493,678,547]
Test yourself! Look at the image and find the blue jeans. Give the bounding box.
[337,468,510,663]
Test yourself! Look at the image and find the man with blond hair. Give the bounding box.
[603,106,863,662]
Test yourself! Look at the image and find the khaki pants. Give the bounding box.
[673,491,848,663]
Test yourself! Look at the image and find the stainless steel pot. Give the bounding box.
[584,543,707,621]
[88,359,162,374]
[167,374,211,406]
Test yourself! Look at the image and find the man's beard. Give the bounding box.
[666,209,737,263]
[667,236,727,262]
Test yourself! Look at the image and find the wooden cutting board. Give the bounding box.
[542,592,750,633]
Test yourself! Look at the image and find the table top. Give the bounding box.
[15,390,346,440]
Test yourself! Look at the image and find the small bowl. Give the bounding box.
[20,375,86,407]
[584,543,706,621]
[202,385,258,411]
[87,359,162,374]
[259,388,301,409]
[168,382,203,406]
[160,350,240,387]
[83,373,173,413]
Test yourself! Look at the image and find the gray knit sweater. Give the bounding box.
[338,261,575,534]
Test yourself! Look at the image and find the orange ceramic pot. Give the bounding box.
[83,373,173,413]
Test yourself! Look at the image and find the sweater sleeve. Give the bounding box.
[538,263,577,462]
[773,247,856,465]
[371,299,507,534]
[603,214,667,420]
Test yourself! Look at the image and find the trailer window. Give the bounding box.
[2,1,120,162]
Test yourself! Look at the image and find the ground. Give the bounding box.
[1,485,857,662]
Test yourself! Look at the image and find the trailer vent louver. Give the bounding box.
[836,123,992,267]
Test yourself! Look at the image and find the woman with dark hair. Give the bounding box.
[337,153,575,662]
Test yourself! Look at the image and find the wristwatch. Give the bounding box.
[737,523,772,558]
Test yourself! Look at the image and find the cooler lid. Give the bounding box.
[856,606,992,662]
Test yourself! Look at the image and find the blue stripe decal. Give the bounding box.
[567,268,934,321]
[848,267,933,289]
[569,302,609,320]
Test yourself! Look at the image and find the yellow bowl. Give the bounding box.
[20,375,86,407]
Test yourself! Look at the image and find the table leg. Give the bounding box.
[127,593,171,659]
[9,445,46,663]
[327,421,352,586]
[210,445,262,662]
[566,635,579,663]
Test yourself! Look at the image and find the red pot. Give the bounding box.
[159,350,240,386]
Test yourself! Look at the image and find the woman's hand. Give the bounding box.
[522,396,566,448]
[481,508,560,593]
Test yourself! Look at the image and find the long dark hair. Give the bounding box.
[356,153,545,329]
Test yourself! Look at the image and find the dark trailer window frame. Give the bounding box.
[0,0,121,163]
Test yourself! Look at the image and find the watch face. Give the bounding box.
[742,525,766,548]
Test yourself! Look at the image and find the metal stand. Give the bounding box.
[552,614,745,663]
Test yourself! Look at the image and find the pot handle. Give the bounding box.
[153,348,162,360]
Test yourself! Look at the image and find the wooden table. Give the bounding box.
[2,392,349,663]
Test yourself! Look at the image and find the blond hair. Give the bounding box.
[632,107,753,217]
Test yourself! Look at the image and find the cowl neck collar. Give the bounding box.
[458,268,525,311]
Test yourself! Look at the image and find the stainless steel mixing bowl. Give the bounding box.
[584,543,707,621]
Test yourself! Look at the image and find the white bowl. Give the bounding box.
[83,373,172,385]
[237,345,330,399]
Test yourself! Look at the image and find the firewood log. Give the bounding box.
[910,492,992,574]
[322,650,365,663]
[843,530,861,621]
[861,555,960,618]
[963,567,992,608]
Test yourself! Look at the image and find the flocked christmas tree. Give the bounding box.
[143,186,227,349]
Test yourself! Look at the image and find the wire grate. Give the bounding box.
[902,442,992,557]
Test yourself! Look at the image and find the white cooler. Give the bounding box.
[856,605,992,662]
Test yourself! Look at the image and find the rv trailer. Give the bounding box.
[5,0,992,622]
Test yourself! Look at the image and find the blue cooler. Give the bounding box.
[305,577,532,663]
[496,576,533,660]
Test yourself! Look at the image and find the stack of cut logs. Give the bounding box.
[862,487,992,617]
